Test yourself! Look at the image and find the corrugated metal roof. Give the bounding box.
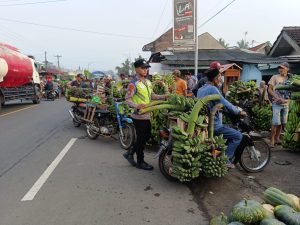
[160,49,281,65]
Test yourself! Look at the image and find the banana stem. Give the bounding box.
[144,100,167,108]
[208,103,223,139]
[138,104,184,114]
[187,94,220,136]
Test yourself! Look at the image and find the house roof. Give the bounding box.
[142,29,224,52]
[249,42,271,54]
[220,63,242,73]
[268,26,300,57]
[156,49,282,66]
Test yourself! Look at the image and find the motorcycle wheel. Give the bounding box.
[158,143,178,182]
[86,118,100,140]
[238,138,271,173]
[119,123,136,150]
[72,118,81,127]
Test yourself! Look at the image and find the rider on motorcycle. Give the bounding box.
[197,68,247,168]
[67,73,89,88]
[44,78,54,99]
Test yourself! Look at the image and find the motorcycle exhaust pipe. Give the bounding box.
[68,110,75,119]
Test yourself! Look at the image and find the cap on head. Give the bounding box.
[76,73,84,79]
[134,59,150,68]
[210,61,221,70]
[278,62,289,69]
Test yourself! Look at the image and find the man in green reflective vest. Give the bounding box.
[124,59,167,170]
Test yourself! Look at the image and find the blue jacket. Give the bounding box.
[197,84,240,130]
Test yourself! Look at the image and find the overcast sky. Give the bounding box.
[0,0,299,73]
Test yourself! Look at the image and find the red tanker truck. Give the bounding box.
[0,43,41,111]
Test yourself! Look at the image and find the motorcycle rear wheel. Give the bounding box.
[238,138,271,173]
[158,144,178,182]
[119,123,135,150]
[86,118,100,139]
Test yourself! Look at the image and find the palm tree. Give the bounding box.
[236,39,250,49]
[218,38,229,48]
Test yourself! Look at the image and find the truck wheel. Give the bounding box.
[33,86,41,104]
[33,96,40,104]
[0,95,4,111]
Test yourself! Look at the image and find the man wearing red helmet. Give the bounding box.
[192,61,223,96]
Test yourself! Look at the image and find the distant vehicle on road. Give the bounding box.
[0,43,41,111]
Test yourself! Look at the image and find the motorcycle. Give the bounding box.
[157,108,271,182]
[46,90,55,101]
[69,99,136,150]
[68,102,86,127]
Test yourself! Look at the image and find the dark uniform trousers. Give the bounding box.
[132,118,151,164]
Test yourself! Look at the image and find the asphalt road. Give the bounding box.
[0,99,205,225]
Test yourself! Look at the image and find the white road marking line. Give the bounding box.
[21,138,77,201]
[0,105,38,117]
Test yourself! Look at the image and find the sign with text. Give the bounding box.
[173,0,196,46]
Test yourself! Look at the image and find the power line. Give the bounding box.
[151,0,169,39]
[0,0,66,6]
[0,0,38,2]
[158,0,236,40]
[198,0,237,29]
[0,17,151,39]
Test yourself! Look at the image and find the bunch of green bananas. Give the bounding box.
[178,113,208,129]
[163,74,176,94]
[152,74,162,81]
[171,126,204,182]
[152,80,166,95]
[112,80,130,99]
[66,87,92,99]
[227,80,258,106]
[251,104,272,131]
[118,103,134,117]
[167,94,196,111]
[283,100,300,150]
[149,109,167,144]
[200,135,228,177]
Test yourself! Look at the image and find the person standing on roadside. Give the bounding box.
[268,62,290,148]
[173,69,187,96]
[124,59,167,170]
[185,72,196,97]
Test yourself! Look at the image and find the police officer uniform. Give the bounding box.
[124,59,166,170]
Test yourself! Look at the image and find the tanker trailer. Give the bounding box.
[0,43,41,111]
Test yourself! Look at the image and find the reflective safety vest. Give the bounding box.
[131,78,152,105]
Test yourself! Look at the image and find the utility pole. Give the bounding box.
[44,51,48,70]
[54,55,62,72]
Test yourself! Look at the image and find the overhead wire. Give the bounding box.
[197,0,237,29]
[0,0,66,6]
[0,17,152,39]
[151,0,169,39]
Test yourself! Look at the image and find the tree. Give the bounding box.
[218,38,229,48]
[115,55,144,75]
[84,70,92,78]
[115,58,131,75]
[236,39,250,49]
